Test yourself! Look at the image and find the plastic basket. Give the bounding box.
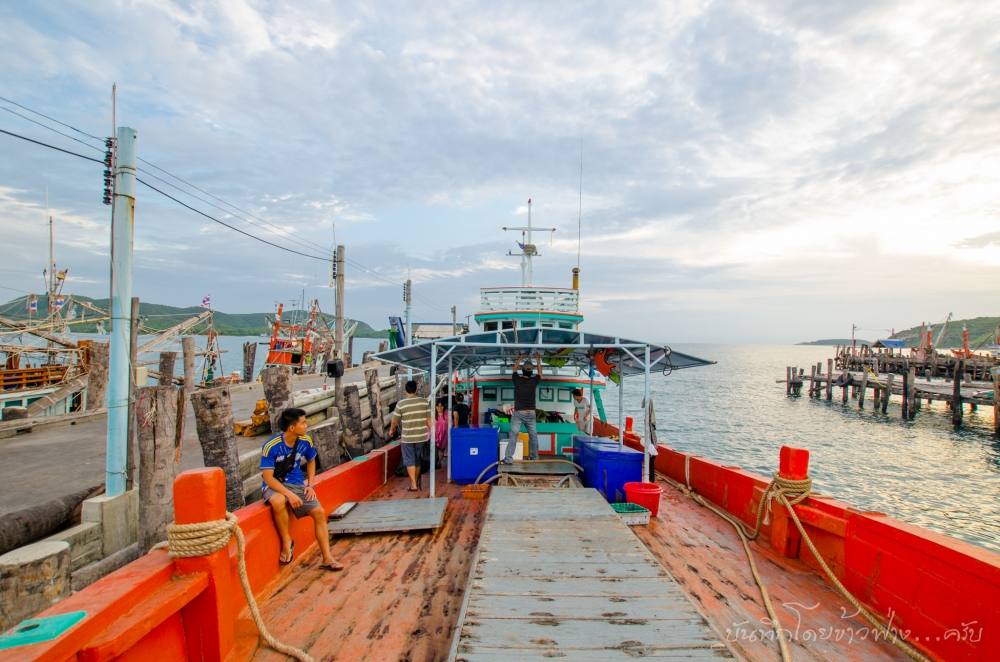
[462,484,490,500]
[611,502,651,526]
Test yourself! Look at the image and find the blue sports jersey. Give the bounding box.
[260,434,317,487]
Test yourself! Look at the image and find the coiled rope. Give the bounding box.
[159,513,313,662]
[668,471,930,662]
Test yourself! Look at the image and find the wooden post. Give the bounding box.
[785,366,791,396]
[137,385,180,551]
[158,351,177,385]
[882,373,894,414]
[992,367,1000,436]
[242,341,257,383]
[826,359,833,400]
[952,360,964,427]
[908,366,918,418]
[808,365,817,398]
[858,370,868,409]
[0,541,71,631]
[341,384,364,455]
[310,414,344,470]
[182,336,197,392]
[260,365,293,433]
[86,341,110,410]
[365,367,385,446]
[190,387,245,511]
[841,372,849,404]
[126,296,141,490]
[902,368,910,419]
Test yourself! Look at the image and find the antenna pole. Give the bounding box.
[577,145,583,270]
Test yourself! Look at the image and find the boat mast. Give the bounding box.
[502,198,555,287]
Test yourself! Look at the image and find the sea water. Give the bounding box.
[604,344,1000,554]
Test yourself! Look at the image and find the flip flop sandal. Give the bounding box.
[279,541,295,565]
[319,561,345,572]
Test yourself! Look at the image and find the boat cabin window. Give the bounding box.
[540,322,554,328]
[558,322,573,329]
[501,321,514,329]
[483,321,498,331]
[557,388,572,402]
[501,387,514,401]
[521,320,536,327]
[482,387,497,401]
[539,387,554,402]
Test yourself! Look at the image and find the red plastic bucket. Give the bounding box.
[624,481,663,517]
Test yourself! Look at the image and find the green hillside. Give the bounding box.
[890,317,999,349]
[0,294,388,338]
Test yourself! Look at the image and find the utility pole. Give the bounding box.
[404,278,412,379]
[451,305,457,336]
[106,125,137,497]
[334,244,345,407]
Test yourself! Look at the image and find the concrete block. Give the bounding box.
[238,448,262,481]
[71,543,141,592]
[82,489,138,556]
[43,522,102,571]
[0,541,70,630]
[242,472,263,504]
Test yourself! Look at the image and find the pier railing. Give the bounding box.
[479,287,579,313]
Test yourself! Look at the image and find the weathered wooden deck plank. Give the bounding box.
[450,487,733,660]
[326,496,447,534]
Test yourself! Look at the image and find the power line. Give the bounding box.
[0,95,103,141]
[0,105,104,154]
[137,178,333,263]
[0,127,103,164]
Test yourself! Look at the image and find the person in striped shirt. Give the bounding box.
[388,380,432,491]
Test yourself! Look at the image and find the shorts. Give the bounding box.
[401,441,428,468]
[262,482,322,518]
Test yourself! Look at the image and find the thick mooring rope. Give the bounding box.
[162,513,313,662]
[667,473,930,662]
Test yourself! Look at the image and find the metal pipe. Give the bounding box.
[617,372,624,450]
[643,344,651,481]
[105,126,137,496]
[447,354,453,483]
[429,341,437,497]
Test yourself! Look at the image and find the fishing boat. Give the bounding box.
[263,301,339,375]
[3,222,998,662]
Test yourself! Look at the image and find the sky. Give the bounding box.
[0,0,998,343]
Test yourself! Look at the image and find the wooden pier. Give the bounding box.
[780,356,1000,434]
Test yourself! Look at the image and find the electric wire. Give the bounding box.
[0,95,103,141]
[0,106,104,153]
[0,127,103,164]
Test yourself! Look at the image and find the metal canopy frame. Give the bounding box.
[373,329,715,498]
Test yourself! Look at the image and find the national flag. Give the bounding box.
[27,295,37,313]
[54,295,66,311]
[201,295,212,309]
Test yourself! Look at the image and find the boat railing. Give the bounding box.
[479,287,579,313]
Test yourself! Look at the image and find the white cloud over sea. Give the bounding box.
[0,0,997,342]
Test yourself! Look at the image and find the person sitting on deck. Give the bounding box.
[388,380,433,491]
[571,388,591,434]
[452,392,471,428]
[261,407,343,571]
[503,353,542,464]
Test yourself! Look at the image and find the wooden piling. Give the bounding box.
[882,373,894,414]
[190,386,245,511]
[157,351,177,386]
[785,366,791,396]
[86,341,110,410]
[137,386,180,551]
[992,367,1000,436]
[242,341,257,383]
[341,384,364,456]
[260,366,294,434]
[952,360,964,427]
[858,370,868,409]
[310,414,344,471]
[908,367,918,418]
[808,365,817,398]
[826,359,833,400]
[841,372,849,404]
[365,367,385,446]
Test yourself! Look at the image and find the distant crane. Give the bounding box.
[933,312,953,349]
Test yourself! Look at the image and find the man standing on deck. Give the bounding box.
[571,388,591,434]
[389,380,433,491]
[261,407,343,571]
[503,353,542,463]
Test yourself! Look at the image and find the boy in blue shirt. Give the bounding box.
[261,407,343,571]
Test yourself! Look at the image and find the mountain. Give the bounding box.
[797,338,872,346]
[0,294,388,338]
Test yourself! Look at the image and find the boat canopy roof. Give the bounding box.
[372,328,714,378]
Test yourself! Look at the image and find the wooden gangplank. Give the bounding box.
[327,497,447,535]
[449,488,733,660]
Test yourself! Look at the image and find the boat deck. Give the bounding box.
[239,471,909,661]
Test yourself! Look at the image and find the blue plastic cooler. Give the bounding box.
[573,435,643,502]
[450,427,500,484]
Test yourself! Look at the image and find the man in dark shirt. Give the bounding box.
[452,392,471,428]
[503,353,542,463]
